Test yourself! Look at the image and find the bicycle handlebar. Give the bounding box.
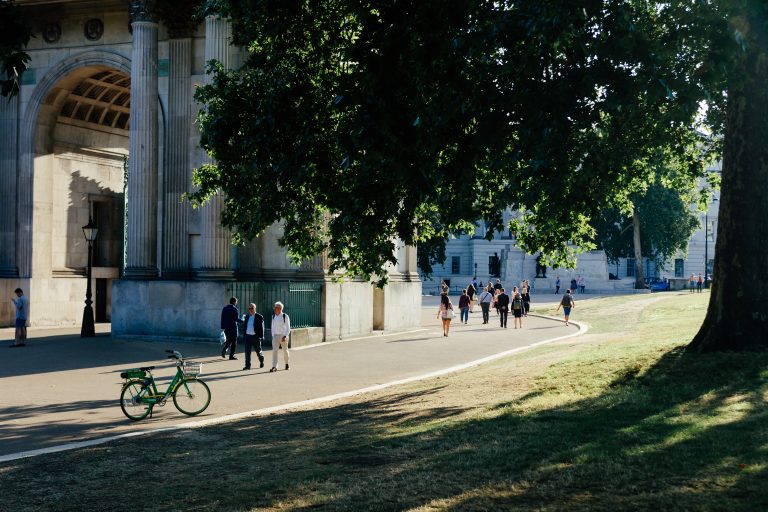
[165,349,183,360]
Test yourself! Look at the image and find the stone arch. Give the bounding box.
[17,50,133,278]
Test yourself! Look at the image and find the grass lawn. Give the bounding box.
[1,292,766,511]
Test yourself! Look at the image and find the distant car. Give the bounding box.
[649,279,670,292]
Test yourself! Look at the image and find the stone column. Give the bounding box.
[0,95,19,277]
[197,15,234,279]
[125,0,159,279]
[404,245,420,281]
[163,24,195,276]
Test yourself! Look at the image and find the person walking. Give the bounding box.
[458,289,471,324]
[556,289,576,326]
[478,286,493,324]
[696,273,703,292]
[270,302,291,372]
[521,286,531,317]
[242,303,265,371]
[10,288,29,348]
[496,288,510,328]
[220,297,244,360]
[437,294,455,336]
[511,289,524,328]
[578,276,586,294]
[555,276,561,294]
[466,282,476,313]
[570,277,578,293]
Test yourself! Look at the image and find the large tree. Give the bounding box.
[689,2,768,351]
[192,0,718,276]
[193,1,765,349]
[595,182,707,289]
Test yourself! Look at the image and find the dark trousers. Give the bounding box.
[222,334,237,358]
[244,334,264,368]
[480,302,490,323]
[499,308,508,328]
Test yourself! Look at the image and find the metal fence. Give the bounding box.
[226,281,323,335]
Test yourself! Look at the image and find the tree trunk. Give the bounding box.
[632,207,644,289]
[689,8,768,351]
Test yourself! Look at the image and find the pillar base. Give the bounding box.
[123,267,159,279]
[0,267,18,278]
[195,269,235,280]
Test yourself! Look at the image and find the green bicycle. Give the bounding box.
[119,350,211,421]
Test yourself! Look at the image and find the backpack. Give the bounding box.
[561,296,572,308]
[272,313,287,321]
[512,297,522,310]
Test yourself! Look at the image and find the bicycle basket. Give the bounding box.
[120,369,146,379]
[182,362,203,377]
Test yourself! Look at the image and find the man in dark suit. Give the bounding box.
[242,303,265,370]
[496,288,510,328]
[220,297,243,360]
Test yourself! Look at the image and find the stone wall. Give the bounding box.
[323,280,375,341]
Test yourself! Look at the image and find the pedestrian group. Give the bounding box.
[220,298,291,373]
[436,276,577,335]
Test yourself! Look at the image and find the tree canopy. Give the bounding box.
[0,0,33,98]
[192,0,728,284]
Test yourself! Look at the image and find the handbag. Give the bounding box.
[218,330,226,345]
[444,307,455,319]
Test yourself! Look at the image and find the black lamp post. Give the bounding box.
[704,198,717,289]
[81,218,98,337]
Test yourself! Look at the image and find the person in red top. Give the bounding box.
[458,289,471,324]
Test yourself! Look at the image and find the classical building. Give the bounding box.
[424,170,721,294]
[0,0,421,341]
[422,208,615,295]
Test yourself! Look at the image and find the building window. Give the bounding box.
[451,256,460,274]
[674,258,684,278]
[626,258,635,277]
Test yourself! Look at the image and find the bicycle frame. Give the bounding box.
[134,365,188,406]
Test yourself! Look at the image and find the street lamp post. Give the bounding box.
[81,218,99,337]
[704,198,717,289]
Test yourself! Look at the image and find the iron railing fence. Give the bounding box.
[226,281,323,337]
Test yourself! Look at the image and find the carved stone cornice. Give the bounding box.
[129,0,158,24]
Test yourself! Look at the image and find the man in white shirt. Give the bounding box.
[270,301,291,372]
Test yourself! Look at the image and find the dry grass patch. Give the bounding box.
[1,292,767,511]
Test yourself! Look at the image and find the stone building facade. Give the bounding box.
[1,0,421,341]
[425,171,721,295]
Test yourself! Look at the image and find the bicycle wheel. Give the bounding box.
[120,379,152,421]
[173,378,211,416]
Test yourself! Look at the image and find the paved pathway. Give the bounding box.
[0,300,580,458]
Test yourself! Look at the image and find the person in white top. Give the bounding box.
[270,301,291,372]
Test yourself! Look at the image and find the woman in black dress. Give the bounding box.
[521,286,531,317]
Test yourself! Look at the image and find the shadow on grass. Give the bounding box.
[1,349,766,511]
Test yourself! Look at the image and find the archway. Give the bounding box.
[18,51,134,325]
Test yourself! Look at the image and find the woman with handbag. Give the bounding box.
[437,294,455,337]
